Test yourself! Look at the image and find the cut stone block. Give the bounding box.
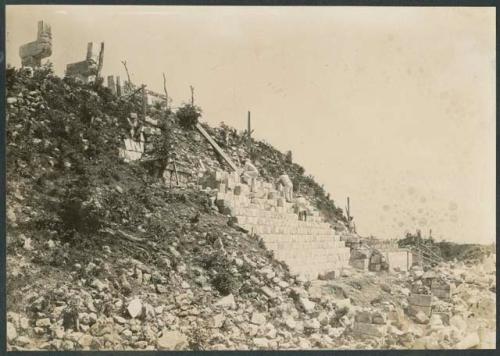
[433,312,451,325]
[352,322,387,338]
[408,304,432,317]
[432,288,452,301]
[408,293,432,307]
[431,280,455,300]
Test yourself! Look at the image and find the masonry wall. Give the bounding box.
[118,137,144,162]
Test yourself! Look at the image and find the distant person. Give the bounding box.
[295,195,308,221]
[240,158,259,189]
[277,173,293,202]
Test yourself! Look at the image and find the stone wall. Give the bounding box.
[205,170,351,280]
[118,137,144,162]
[118,113,162,163]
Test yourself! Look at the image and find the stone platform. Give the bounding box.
[206,170,350,280]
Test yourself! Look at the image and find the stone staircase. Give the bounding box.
[206,170,351,280]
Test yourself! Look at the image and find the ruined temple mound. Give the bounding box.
[5,65,354,351]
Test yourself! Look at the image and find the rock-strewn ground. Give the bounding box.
[5,65,496,350]
[7,227,496,351]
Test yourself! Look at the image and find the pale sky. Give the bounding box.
[6,6,496,244]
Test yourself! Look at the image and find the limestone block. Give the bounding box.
[227,179,236,190]
[408,304,432,317]
[432,312,451,325]
[277,198,285,207]
[431,288,452,301]
[431,279,455,300]
[352,322,387,338]
[215,170,227,182]
[216,192,226,201]
[408,293,432,307]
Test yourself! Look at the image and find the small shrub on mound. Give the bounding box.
[201,251,241,296]
[58,192,105,236]
[176,104,202,130]
[212,270,237,296]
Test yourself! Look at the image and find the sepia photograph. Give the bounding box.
[4,4,496,351]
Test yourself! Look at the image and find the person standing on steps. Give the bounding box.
[277,172,293,202]
[240,158,259,191]
[295,195,309,221]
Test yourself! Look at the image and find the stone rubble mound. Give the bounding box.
[5,65,495,351]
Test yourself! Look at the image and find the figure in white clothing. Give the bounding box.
[295,195,310,221]
[240,159,259,190]
[277,173,293,202]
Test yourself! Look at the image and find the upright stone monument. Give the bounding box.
[19,20,52,67]
[65,42,104,83]
[116,76,122,96]
[107,75,116,95]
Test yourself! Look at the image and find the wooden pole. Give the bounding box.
[173,160,180,186]
[346,197,351,221]
[162,72,169,107]
[141,85,147,120]
[247,111,251,154]
[195,123,238,171]
[121,60,132,91]
[190,85,194,106]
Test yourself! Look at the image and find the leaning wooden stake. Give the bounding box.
[121,60,132,91]
[195,123,238,172]
[173,160,180,185]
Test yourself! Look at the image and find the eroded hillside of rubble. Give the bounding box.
[5,66,496,351]
[5,65,351,351]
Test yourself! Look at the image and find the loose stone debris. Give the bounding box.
[5,24,496,351]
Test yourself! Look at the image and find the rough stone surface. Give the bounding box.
[157,330,188,350]
[215,294,236,309]
[414,311,429,324]
[250,312,266,325]
[7,322,17,342]
[299,297,316,314]
[127,299,143,318]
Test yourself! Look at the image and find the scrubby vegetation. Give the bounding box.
[176,104,202,130]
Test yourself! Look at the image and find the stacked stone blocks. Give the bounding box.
[209,170,351,280]
[19,21,52,67]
